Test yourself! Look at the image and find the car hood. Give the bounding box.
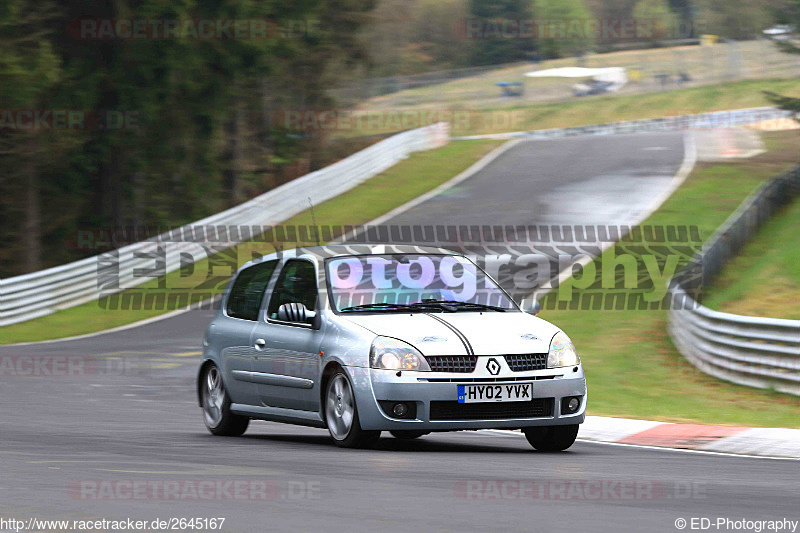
[341,312,559,356]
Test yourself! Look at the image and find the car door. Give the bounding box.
[218,259,279,407]
[250,258,324,412]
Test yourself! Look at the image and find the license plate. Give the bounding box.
[457,383,532,403]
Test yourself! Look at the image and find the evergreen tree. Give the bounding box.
[469,0,537,65]
[0,0,376,277]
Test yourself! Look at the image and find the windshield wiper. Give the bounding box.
[419,299,507,312]
[341,301,507,313]
[340,303,412,312]
[341,302,448,313]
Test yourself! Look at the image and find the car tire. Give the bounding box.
[389,431,429,440]
[523,424,579,451]
[325,370,380,448]
[201,364,249,436]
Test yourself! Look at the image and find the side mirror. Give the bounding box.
[519,298,541,316]
[277,302,317,324]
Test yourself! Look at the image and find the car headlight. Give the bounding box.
[547,331,580,368]
[370,336,431,371]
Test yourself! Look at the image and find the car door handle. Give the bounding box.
[254,338,266,350]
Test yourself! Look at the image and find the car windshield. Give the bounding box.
[325,254,518,313]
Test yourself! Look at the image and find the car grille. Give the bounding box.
[426,355,478,373]
[429,398,554,420]
[420,376,557,383]
[504,353,548,372]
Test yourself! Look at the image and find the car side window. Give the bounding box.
[226,260,279,321]
[267,260,318,320]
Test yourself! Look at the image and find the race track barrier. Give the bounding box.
[667,165,800,395]
[0,123,450,326]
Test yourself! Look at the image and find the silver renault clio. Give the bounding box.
[197,245,586,450]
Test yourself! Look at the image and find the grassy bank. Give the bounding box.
[0,139,502,345]
[340,78,800,137]
[541,131,800,428]
[703,193,800,320]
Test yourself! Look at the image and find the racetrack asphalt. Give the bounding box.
[5,132,794,533]
[384,132,687,228]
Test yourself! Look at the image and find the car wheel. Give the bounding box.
[201,364,249,436]
[523,424,579,451]
[325,371,380,448]
[389,431,429,440]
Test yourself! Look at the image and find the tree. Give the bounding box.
[666,0,694,35]
[0,0,62,273]
[469,0,537,65]
[408,0,472,71]
[765,0,800,122]
[632,0,679,43]
[694,0,773,40]
[356,0,473,77]
[535,0,594,58]
[0,0,377,277]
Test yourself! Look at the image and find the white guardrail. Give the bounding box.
[454,106,794,141]
[0,123,450,327]
[667,165,800,396]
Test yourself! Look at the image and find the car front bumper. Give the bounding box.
[346,365,587,431]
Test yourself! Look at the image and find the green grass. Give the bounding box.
[702,194,800,320]
[340,78,800,137]
[539,131,800,428]
[0,139,502,345]
[357,40,797,112]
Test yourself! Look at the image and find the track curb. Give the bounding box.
[491,415,800,459]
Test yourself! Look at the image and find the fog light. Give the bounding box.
[567,397,580,412]
[392,403,408,417]
[560,396,582,415]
